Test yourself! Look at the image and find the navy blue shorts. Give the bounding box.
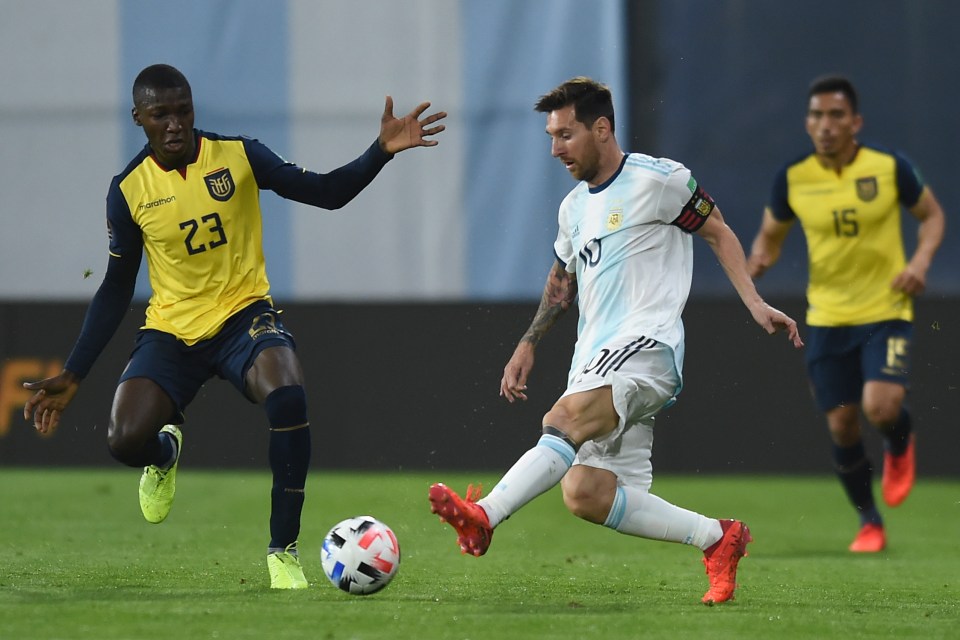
[804,320,912,412]
[119,300,296,422]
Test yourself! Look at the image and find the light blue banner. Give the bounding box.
[462,0,627,299]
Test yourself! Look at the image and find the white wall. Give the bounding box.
[287,0,465,300]
[0,0,120,300]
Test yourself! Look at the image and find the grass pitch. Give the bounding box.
[1,469,957,639]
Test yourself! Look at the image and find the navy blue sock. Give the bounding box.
[883,409,912,456]
[832,442,882,526]
[265,386,311,550]
[108,430,172,468]
[156,430,177,469]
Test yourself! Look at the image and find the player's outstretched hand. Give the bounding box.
[23,370,81,434]
[378,96,447,155]
[500,342,535,403]
[751,302,804,349]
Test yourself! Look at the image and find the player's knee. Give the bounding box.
[862,401,900,429]
[106,421,152,467]
[543,406,587,446]
[543,405,574,431]
[562,487,603,522]
[826,407,862,445]
[265,385,308,430]
[544,391,617,444]
[561,468,614,524]
[107,440,139,467]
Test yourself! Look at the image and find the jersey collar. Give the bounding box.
[149,130,202,178]
[588,153,629,194]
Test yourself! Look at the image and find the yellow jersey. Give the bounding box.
[110,133,274,343]
[64,130,390,377]
[105,130,389,345]
[768,144,925,326]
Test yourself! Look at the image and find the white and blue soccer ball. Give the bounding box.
[321,515,400,595]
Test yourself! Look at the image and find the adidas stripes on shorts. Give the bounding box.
[562,337,681,489]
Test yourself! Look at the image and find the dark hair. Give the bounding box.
[808,74,858,114]
[534,76,616,133]
[133,64,191,104]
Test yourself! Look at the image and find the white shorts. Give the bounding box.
[562,338,680,489]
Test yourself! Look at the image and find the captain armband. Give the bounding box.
[671,185,715,233]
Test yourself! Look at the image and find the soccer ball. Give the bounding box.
[321,515,400,595]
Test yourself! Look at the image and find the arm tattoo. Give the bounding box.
[520,264,577,346]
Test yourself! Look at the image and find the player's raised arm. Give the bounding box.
[253,97,447,210]
[378,96,447,155]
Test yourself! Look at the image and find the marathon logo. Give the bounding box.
[137,195,177,211]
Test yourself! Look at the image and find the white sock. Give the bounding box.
[479,434,576,528]
[603,485,722,550]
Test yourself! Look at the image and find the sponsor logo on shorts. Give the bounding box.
[580,337,657,378]
[249,313,282,340]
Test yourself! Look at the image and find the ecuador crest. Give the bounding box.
[855,176,878,202]
[204,167,235,202]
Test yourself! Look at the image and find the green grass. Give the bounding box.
[1,469,957,639]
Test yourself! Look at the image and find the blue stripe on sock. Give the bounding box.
[537,434,576,467]
[603,486,626,529]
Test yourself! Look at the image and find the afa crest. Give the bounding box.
[694,196,714,216]
[607,208,623,230]
[855,176,878,202]
[204,167,235,202]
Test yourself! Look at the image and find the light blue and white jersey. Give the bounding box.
[553,153,714,389]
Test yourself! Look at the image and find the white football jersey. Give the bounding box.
[554,153,713,387]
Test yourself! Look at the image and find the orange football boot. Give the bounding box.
[882,434,916,507]
[428,483,493,557]
[701,519,752,605]
[849,523,886,552]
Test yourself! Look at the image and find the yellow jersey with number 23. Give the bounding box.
[109,133,275,344]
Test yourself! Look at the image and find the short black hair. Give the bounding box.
[534,76,616,133]
[133,64,191,104]
[808,74,859,114]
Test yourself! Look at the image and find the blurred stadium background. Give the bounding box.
[1,0,957,474]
